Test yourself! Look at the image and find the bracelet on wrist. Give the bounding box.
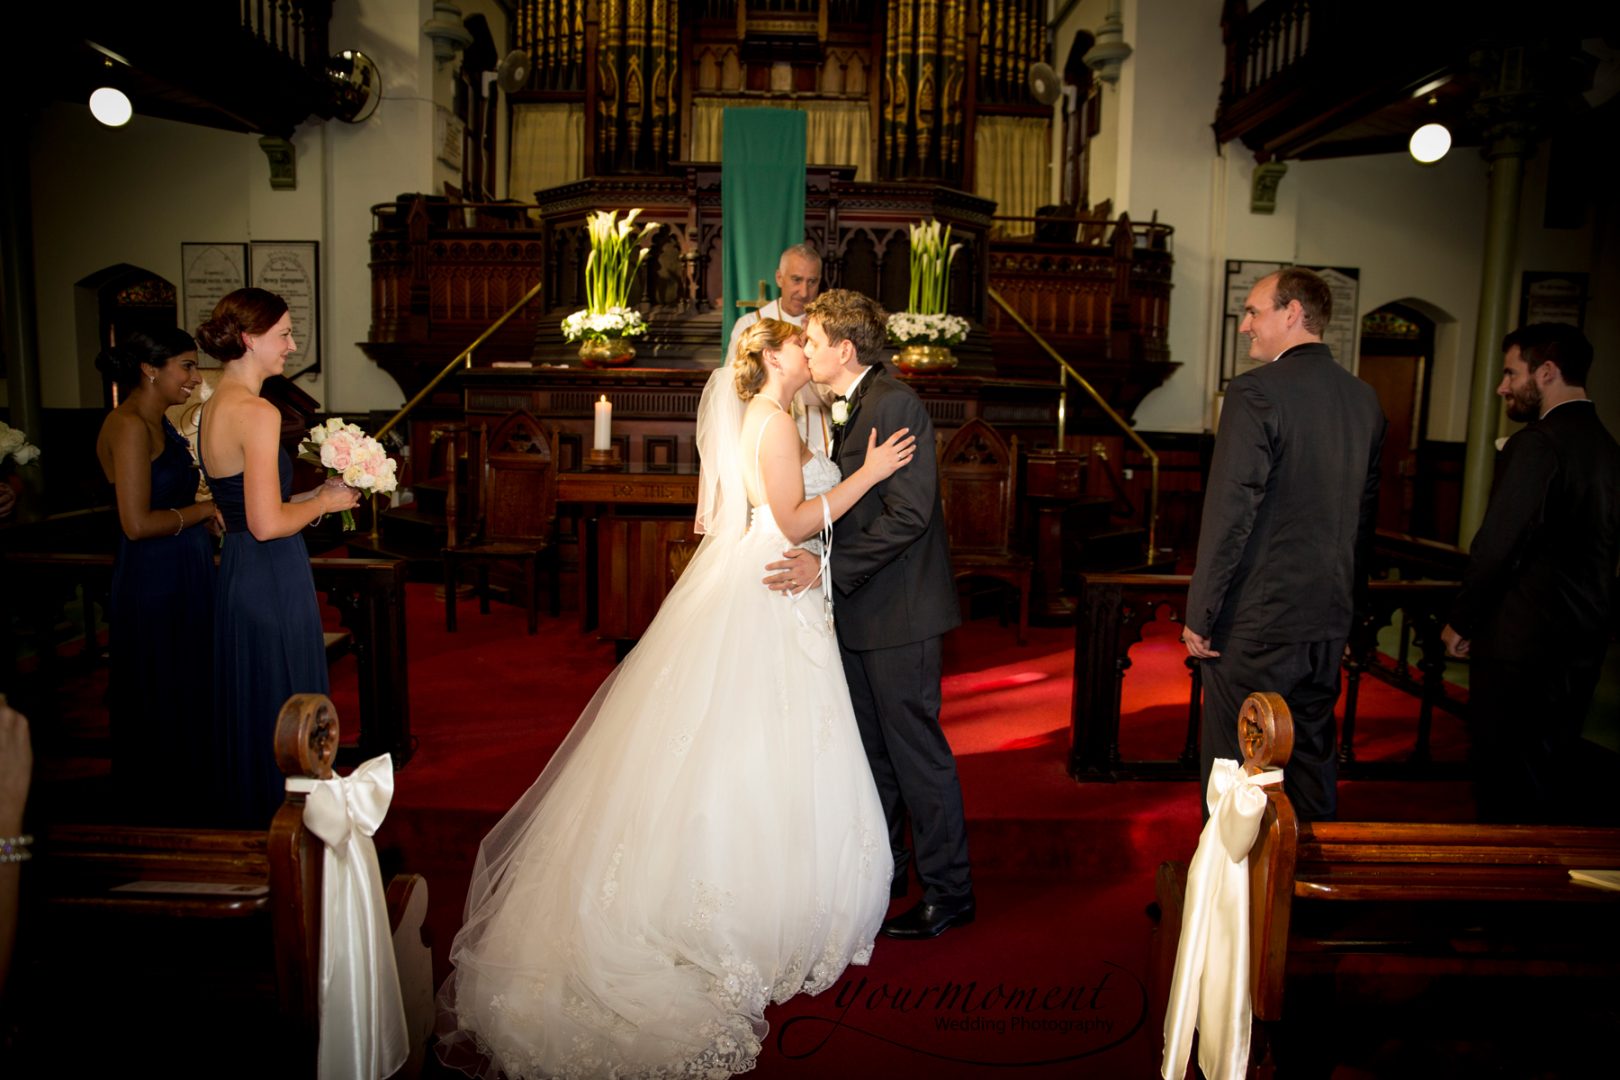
[0,834,33,863]
[171,507,185,535]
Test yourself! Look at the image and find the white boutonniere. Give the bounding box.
[830,399,850,427]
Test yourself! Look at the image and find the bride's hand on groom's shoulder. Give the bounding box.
[764,548,819,593]
[861,427,916,481]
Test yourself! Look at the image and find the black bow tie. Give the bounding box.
[833,394,848,403]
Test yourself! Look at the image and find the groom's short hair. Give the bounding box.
[806,290,887,366]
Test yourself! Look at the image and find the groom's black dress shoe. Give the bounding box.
[880,896,976,940]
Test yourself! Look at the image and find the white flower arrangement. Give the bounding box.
[565,208,659,343]
[888,218,969,348]
[830,399,851,427]
[299,417,398,531]
[0,421,40,468]
[886,311,971,347]
[561,306,649,343]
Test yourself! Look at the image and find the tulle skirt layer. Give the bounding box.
[436,519,891,1079]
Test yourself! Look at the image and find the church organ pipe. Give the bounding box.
[975,0,1045,106]
[880,0,970,182]
[515,0,588,91]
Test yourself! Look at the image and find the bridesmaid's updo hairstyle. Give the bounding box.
[95,328,198,394]
[733,318,803,402]
[195,287,289,363]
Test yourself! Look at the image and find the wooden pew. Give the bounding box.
[1155,692,1620,1077]
[25,694,432,1077]
[0,547,414,769]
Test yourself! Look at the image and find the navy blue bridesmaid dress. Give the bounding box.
[202,426,329,827]
[108,418,215,821]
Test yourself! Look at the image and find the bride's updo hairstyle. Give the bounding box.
[96,328,197,394]
[195,288,289,363]
[733,318,803,402]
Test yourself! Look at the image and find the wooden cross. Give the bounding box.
[736,278,772,312]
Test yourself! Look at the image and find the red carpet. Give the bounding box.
[30,579,1480,1076]
[333,584,1474,1078]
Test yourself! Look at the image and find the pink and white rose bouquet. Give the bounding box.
[299,417,398,530]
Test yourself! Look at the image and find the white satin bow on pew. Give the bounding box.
[288,754,410,1080]
[1161,758,1284,1080]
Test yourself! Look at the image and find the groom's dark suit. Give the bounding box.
[830,364,971,905]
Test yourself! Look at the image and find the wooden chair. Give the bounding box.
[32,694,433,1076]
[938,417,1031,643]
[443,409,561,635]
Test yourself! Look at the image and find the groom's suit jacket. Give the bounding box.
[830,364,961,651]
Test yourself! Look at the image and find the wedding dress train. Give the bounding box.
[437,383,891,1079]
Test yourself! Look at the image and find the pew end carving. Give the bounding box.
[32,695,432,1075]
[1156,692,1620,1076]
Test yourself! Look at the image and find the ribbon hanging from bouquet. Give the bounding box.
[291,754,410,1080]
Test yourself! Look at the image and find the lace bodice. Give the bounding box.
[749,450,840,551]
[801,449,841,500]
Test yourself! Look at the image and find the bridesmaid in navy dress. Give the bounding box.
[95,329,217,820]
[195,289,358,826]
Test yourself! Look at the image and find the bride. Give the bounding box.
[436,318,916,1078]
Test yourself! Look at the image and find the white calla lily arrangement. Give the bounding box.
[887,219,969,346]
[563,208,659,343]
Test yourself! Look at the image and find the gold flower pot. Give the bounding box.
[894,344,958,373]
[578,337,636,367]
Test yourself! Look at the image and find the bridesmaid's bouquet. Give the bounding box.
[299,418,398,531]
[0,421,40,471]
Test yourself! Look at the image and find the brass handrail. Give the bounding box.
[367,280,544,545]
[374,279,544,442]
[985,286,1159,565]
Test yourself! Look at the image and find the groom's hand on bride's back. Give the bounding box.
[764,548,820,592]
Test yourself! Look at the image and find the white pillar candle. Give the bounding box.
[594,395,612,451]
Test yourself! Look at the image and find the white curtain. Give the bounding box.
[974,115,1051,237]
[691,97,873,181]
[510,103,586,201]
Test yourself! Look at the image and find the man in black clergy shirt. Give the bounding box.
[1441,324,1620,823]
[1184,267,1386,821]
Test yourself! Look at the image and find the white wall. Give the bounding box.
[1112,0,1224,432]
[1053,0,1123,211]
[1043,0,1615,444]
[1289,151,1488,442]
[320,0,441,414]
[23,0,471,415]
[29,104,326,408]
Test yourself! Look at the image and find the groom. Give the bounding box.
[765,289,975,939]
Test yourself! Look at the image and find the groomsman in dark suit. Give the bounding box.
[1442,323,1620,822]
[764,289,974,939]
[1184,267,1385,822]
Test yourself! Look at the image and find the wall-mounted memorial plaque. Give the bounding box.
[181,242,248,365]
[250,240,321,379]
[1519,272,1588,329]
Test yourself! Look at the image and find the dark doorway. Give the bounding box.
[1358,304,1436,538]
[75,264,178,408]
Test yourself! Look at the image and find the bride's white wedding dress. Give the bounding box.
[436,377,891,1079]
